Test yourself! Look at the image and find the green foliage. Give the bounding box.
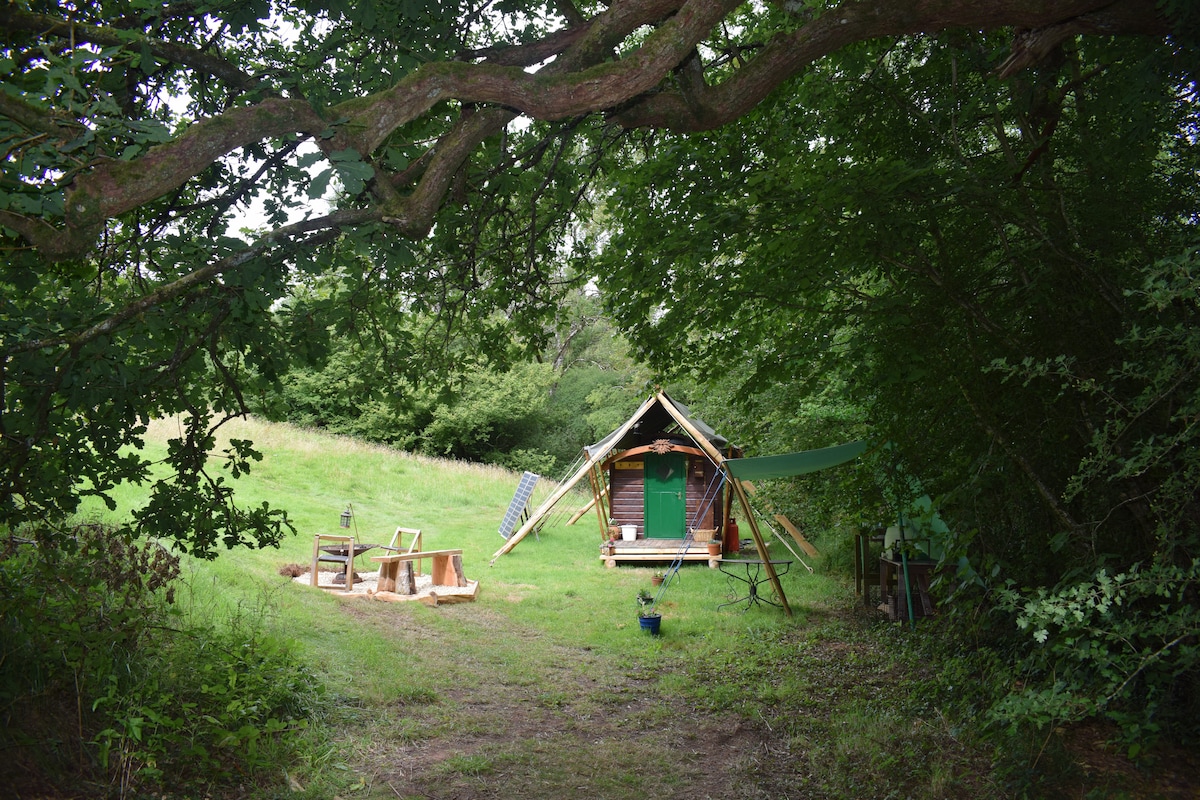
[992,247,1200,561]
[255,281,650,475]
[90,610,320,793]
[636,588,655,616]
[971,246,1200,753]
[678,618,1001,799]
[585,27,1200,749]
[1,0,589,557]
[680,374,877,544]
[0,524,322,797]
[421,361,554,459]
[594,29,1200,573]
[0,234,295,556]
[993,561,1200,753]
[4,0,1198,778]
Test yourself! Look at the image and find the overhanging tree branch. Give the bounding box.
[0,6,260,89]
[3,0,1174,263]
[4,207,379,358]
[612,0,1169,130]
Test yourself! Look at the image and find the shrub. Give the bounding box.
[992,560,1200,756]
[0,524,322,798]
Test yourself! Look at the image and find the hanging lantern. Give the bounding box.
[339,507,353,528]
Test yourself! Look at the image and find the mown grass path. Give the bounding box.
[323,601,769,800]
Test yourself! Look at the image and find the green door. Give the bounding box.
[644,452,686,538]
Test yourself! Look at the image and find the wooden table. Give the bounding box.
[717,558,792,612]
[371,549,466,594]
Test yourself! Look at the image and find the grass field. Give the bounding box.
[94,416,847,670]
[77,415,1168,799]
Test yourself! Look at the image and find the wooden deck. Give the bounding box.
[600,538,721,568]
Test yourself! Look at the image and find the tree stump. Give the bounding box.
[378,560,415,594]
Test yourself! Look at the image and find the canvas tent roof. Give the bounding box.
[725,440,867,481]
[491,391,725,563]
[583,396,727,460]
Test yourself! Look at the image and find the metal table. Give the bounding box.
[717,557,793,612]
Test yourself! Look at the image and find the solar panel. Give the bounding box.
[499,471,539,539]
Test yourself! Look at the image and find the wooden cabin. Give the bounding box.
[590,395,737,567]
[491,391,865,619]
[607,437,719,537]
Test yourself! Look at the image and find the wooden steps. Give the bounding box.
[599,539,720,568]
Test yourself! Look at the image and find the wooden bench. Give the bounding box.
[371,549,466,594]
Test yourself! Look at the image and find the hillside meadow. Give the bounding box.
[59,415,1170,799]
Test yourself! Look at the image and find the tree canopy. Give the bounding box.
[0,0,1182,553]
[580,10,1199,743]
[1,0,1175,263]
[594,17,1200,562]
[3,0,1199,753]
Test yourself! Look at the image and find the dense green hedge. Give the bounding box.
[0,525,322,798]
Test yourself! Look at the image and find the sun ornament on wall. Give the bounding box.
[650,439,674,454]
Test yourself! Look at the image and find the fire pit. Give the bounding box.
[318,543,379,559]
[311,538,379,589]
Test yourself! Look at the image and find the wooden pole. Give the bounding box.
[655,391,727,465]
[587,467,608,539]
[773,514,820,559]
[567,490,605,525]
[594,464,611,524]
[741,480,820,557]
[489,462,591,562]
[761,519,812,573]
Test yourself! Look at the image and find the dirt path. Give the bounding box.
[336,602,771,800]
[304,592,1200,800]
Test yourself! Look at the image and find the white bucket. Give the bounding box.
[620,525,637,541]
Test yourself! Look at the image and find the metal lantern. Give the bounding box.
[339,506,353,529]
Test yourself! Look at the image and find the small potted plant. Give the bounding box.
[707,533,723,557]
[651,570,665,587]
[637,589,661,635]
[607,518,621,539]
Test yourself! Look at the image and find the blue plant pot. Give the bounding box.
[638,614,661,635]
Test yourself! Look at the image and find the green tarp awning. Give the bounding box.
[725,440,868,480]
